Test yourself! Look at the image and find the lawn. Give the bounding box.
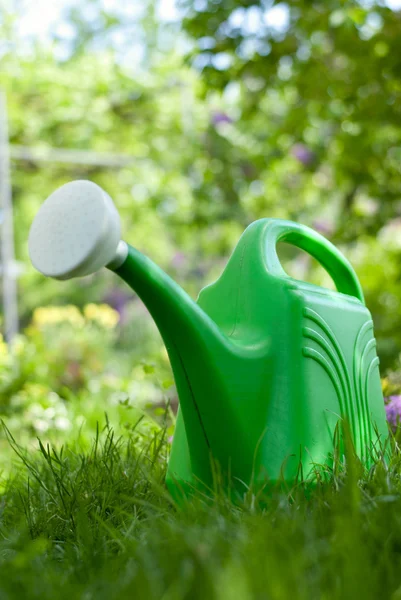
[1,414,401,600]
[0,308,400,599]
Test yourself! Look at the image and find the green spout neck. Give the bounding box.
[113,244,231,485]
[114,244,224,351]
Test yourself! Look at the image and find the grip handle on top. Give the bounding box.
[263,219,364,304]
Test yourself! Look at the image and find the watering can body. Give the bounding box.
[156,219,388,498]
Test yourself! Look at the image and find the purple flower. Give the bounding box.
[171,252,187,269]
[291,143,316,166]
[212,111,233,126]
[385,395,401,429]
[312,219,334,236]
[103,289,132,321]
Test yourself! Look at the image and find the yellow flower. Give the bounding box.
[83,304,120,329]
[32,305,85,328]
[22,382,51,399]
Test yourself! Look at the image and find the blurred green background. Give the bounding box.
[1,0,401,460]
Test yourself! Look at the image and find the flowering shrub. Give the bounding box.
[7,383,71,435]
[382,375,401,431]
[0,304,173,466]
[385,396,401,430]
[6,304,121,398]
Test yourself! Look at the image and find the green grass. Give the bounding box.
[1,420,401,600]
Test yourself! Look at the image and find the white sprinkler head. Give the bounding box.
[28,180,127,280]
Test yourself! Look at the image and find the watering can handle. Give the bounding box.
[263,219,365,304]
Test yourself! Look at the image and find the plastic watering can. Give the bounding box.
[28,181,388,499]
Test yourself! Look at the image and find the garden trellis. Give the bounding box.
[0,91,19,343]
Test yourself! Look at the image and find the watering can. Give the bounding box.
[28,180,388,498]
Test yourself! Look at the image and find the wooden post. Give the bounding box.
[0,91,18,342]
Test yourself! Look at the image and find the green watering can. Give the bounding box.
[28,181,388,498]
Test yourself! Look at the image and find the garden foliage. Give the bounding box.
[2,1,401,368]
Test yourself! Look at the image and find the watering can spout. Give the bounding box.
[114,244,237,488]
